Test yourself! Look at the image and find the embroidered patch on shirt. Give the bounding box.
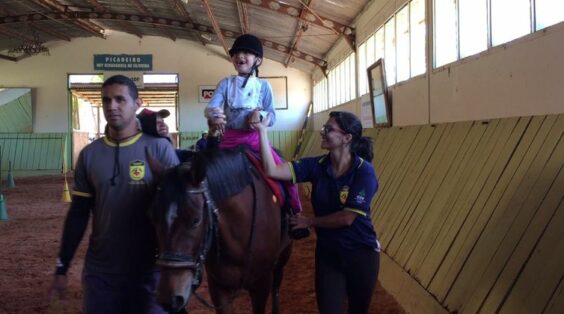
[129,160,145,181]
[355,190,366,204]
[339,186,350,204]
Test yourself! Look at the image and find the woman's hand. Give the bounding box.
[289,214,313,229]
[249,110,270,131]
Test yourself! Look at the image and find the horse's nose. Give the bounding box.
[157,295,186,313]
[170,295,186,313]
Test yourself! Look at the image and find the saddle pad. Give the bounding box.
[245,151,286,207]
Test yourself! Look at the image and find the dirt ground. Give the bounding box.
[0,175,405,314]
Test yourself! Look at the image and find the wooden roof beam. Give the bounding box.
[0,12,327,67]
[241,0,353,41]
[285,0,314,67]
[31,0,105,38]
[125,0,175,41]
[119,21,144,39]
[0,53,18,62]
[201,0,230,59]
[88,0,143,39]
[29,22,71,41]
[0,26,36,42]
[166,0,208,45]
[236,0,250,34]
[167,0,191,20]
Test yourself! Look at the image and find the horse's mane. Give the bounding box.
[200,149,253,202]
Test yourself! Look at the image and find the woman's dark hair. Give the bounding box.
[329,111,374,162]
[102,74,139,100]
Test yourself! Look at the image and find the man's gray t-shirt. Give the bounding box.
[73,133,179,274]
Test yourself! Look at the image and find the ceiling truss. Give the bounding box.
[0,11,326,66]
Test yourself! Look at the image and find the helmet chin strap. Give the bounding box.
[241,59,259,88]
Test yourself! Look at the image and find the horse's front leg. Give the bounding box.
[249,274,273,314]
[208,279,235,314]
[271,267,283,314]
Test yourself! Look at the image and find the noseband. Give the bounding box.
[156,179,218,289]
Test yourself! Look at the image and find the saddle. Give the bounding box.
[245,151,311,240]
[245,151,286,208]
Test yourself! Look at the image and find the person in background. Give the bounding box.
[253,111,380,314]
[48,75,179,314]
[195,131,208,152]
[137,108,171,140]
[204,34,307,238]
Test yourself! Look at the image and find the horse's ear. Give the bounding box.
[145,147,165,183]
[178,154,206,186]
[190,152,207,184]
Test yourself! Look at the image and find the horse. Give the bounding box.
[148,149,293,314]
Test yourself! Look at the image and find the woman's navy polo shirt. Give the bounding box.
[290,154,380,251]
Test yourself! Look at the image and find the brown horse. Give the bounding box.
[148,150,293,314]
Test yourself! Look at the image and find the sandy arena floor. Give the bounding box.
[0,175,405,314]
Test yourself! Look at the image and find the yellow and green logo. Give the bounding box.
[129,160,145,181]
[339,186,349,204]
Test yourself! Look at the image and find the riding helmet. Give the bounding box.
[229,34,263,58]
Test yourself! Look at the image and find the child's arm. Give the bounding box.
[205,79,228,133]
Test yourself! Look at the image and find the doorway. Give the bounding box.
[68,73,179,168]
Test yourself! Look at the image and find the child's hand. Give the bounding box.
[206,108,225,134]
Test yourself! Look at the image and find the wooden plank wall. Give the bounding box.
[179,130,300,160]
[0,133,66,174]
[298,114,563,314]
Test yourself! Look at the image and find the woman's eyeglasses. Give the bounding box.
[321,124,347,134]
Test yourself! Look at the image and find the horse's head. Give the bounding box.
[148,153,213,313]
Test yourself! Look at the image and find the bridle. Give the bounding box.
[155,163,260,310]
[156,179,218,291]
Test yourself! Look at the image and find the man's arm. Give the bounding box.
[49,195,93,300]
[55,195,93,275]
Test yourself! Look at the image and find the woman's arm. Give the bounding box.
[289,209,358,229]
[251,111,292,180]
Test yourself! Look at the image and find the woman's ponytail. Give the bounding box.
[352,136,374,162]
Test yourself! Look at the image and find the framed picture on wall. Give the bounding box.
[367,59,391,127]
[260,76,288,110]
[198,85,216,103]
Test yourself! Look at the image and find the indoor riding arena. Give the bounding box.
[1,0,563,313]
[0,176,404,314]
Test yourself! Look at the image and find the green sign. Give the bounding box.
[94,54,152,71]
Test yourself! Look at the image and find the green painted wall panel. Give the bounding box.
[0,133,66,172]
[179,130,300,160]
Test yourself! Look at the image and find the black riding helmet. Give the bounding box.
[229,34,263,58]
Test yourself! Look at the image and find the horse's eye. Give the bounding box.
[191,217,202,228]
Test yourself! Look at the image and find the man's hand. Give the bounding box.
[48,274,68,300]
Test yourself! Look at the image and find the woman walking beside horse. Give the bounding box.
[252,110,381,314]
